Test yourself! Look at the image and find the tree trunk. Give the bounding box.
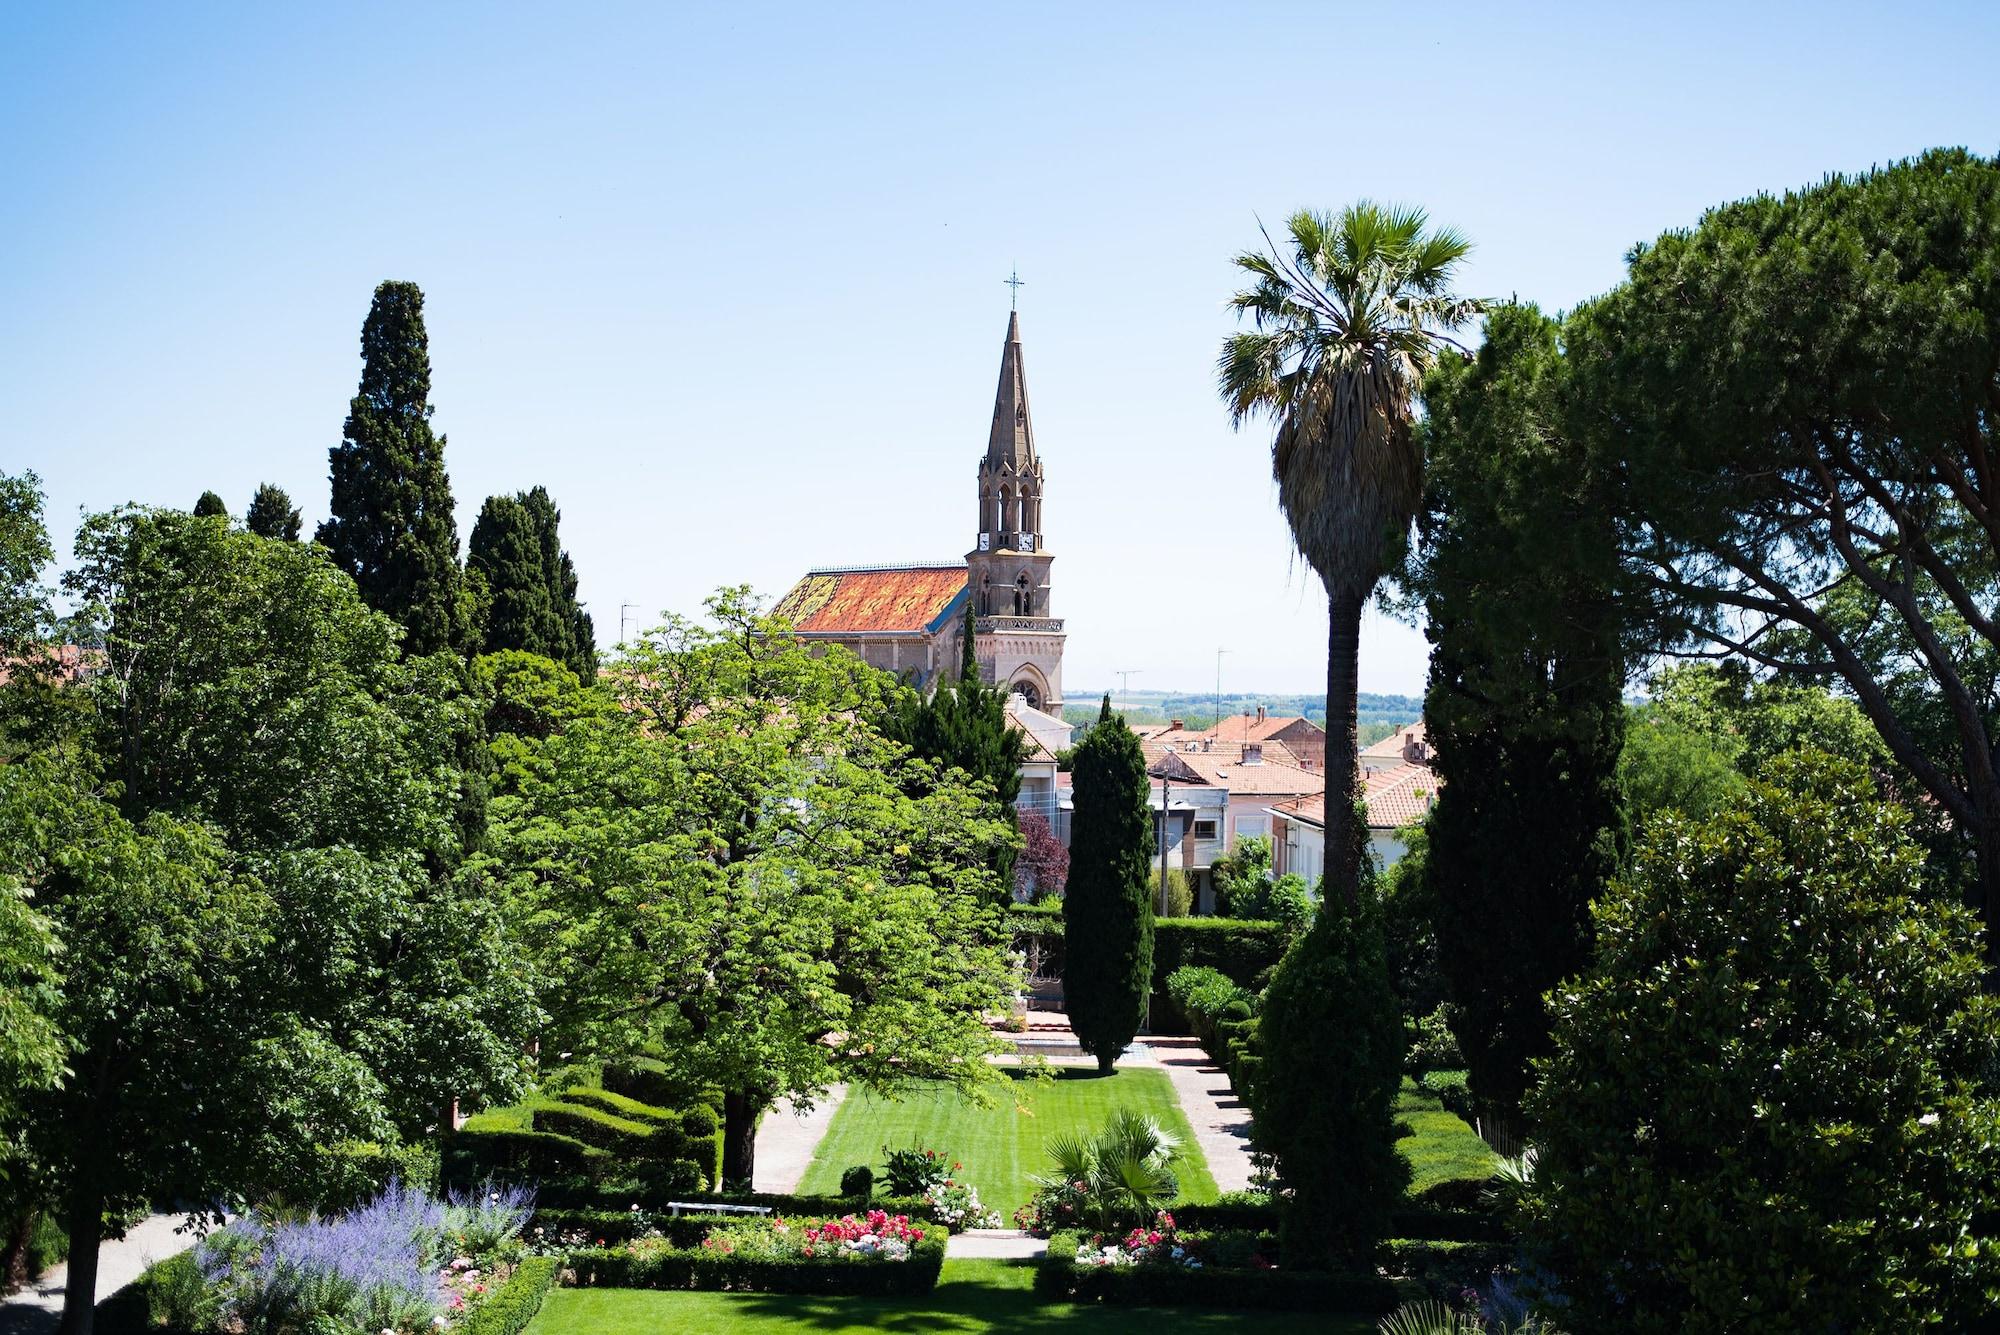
[721,1090,759,1192]
[1976,805,2000,971]
[1323,588,1365,903]
[57,1174,101,1335]
[2,1211,33,1295]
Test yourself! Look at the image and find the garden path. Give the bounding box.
[752,1083,848,1194]
[944,1228,1045,1259]
[0,1214,200,1335]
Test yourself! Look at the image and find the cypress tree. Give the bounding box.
[192,491,227,518]
[244,483,302,541]
[467,495,552,661]
[1063,712,1153,1073]
[467,488,595,680]
[317,280,469,656]
[520,486,595,680]
[959,598,978,680]
[1099,691,1112,724]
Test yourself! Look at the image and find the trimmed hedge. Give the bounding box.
[1035,1231,1396,1313]
[1152,919,1287,988]
[566,1223,947,1296]
[529,1191,938,1230]
[448,1126,607,1179]
[562,1086,678,1125]
[458,1256,558,1335]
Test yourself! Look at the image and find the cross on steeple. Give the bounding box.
[1004,267,1025,311]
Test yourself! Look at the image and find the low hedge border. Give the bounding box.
[458,1256,558,1335]
[531,1195,946,1245]
[1034,1231,1396,1313]
[565,1224,947,1296]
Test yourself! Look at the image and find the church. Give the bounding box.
[774,309,1066,712]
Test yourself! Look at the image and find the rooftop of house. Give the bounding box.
[1268,759,1440,831]
[1150,746,1321,796]
[1181,711,1323,745]
[1361,720,1429,762]
[772,563,968,635]
[1142,732,1304,770]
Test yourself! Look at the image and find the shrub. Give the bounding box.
[1417,1069,1473,1121]
[1065,714,1155,1072]
[601,1057,683,1109]
[1151,919,1286,989]
[1252,878,1407,1269]
[530,1102,660,1151]
[561,1086,676,1124]
[1150,867,1195,918]
[839,1165,874,1200]
[1404,1006,1463,1074]
[1527,754,2000,1332]
[284,1139,442,1213]
[565,1216,947,1297]
[1035,1227,1397,1312]
[880,1146,951,1197]
[456,1256,557,1335]
[449,1126,604,1181]
[1020,1110,1182,1235]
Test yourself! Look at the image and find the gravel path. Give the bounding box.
[0,1215,204,1335]
[751,1083,848,1194]
[1137,1034,1257,1193]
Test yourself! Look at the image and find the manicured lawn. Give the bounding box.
[526,1259,1373,1333]
[797,1068,1219,1214]
[1396,1076,1497,1198]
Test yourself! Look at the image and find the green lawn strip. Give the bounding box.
[797,1068,1219,1215]
[1395,1077,1497,1198]
[526,1259,1372,1333]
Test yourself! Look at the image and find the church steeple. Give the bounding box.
[976,311,1045,554]
[986,311,1036,469]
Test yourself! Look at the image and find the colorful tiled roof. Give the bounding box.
[774,563,968,634]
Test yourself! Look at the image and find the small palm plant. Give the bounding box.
[1378,1302,1485,1335]
[1032,1108,1182,1232]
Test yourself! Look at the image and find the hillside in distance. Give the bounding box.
[1062,690,1423,746]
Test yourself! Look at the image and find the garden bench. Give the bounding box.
[666,1201,772,1218]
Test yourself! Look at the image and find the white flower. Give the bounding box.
[1919,1112,1941,1126]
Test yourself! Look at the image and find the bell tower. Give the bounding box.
[965,308,1064,710]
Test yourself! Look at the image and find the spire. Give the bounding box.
[986,310,1036,468]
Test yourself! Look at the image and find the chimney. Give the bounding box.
[1168,719,1183,732]
[1256,704,1267,724]
[1243,743,1264,764]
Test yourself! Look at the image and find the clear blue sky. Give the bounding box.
[4,3,1996,695]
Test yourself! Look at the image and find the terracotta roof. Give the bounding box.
[1361,721,1427,759]
[1186,714,1320,745]
[774,564,967,634]
[1142,735,1302,769]
[1150,748,1320,797]
[1267,761,1440,831]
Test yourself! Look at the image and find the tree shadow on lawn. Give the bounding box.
[704,1260,1361,1334]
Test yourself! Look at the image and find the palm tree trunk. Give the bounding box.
[1323,588,1364,902]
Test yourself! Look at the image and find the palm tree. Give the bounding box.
[1219,205,1482,902]
[1034,1108,1182,1232]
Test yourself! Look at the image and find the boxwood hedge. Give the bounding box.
[1034,1230,1395,1312]
[566,1223,946,1296]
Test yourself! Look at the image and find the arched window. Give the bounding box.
[1012,679,1042,710]
[1002,487,1019,534]
[990,493,1004,532]
[1015,571,1033,616]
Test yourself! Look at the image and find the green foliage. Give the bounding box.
[1393,1079,1495,1207]
[1063,713,1154,1072]
[1378,824,1444,1016]
[1568,148,2000,946]
[565,1224,947,1296]
[1210,836,1270,917]
[0,471,54,658]
[456,1256,558,1335]
[1027,1109,1183,1233]
[1402,1006,1461,1075]
[1150,918,1287,989]
[484,589,1016,1185]
[876,671,1026,811]
[284,1139,441,1214]
[1148,865,1193,917]
[1525,754,2000,1331]
[190,490,227,518]
[468,489,595,681]
[1411,303,1628,1122]
[1252,881,1408,1268]
[1038,1228,1397,1313]
[838,1165,874,1200]
[317,280,469,656]
[243,483,301,541]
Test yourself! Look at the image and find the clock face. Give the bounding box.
[1019,533,1035,551]
[978,533,991,551]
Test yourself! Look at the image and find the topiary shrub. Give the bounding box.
[1251,875,1407,1269]
[1527,754,2000,1331]
[1064,713,1155,1072]
[602,1056,682,1109]
[840,1165,875,1200]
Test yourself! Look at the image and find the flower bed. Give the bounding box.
[1034,1220,1397,1314]
[565,1210,947,1297]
